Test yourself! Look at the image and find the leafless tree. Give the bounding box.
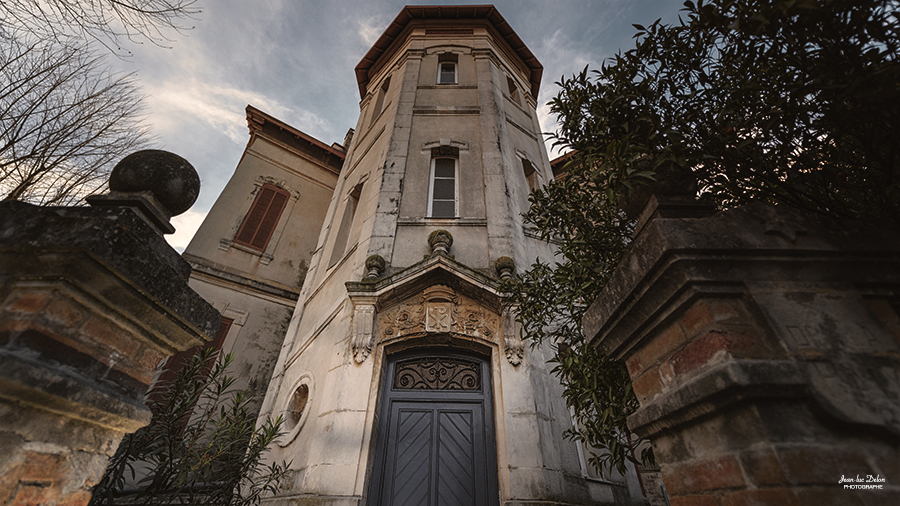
[0,0,199,205]
[0,0,200,56]
[0,35,150,205]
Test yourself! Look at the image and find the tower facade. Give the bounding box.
[236,6,645,505]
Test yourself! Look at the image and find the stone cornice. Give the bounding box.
[354,5,542,99]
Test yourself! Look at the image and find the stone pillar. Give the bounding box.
[0,151,219,506]
[584,197,900,505]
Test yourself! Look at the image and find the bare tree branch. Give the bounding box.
[0,0,199,205]
[0,0,200,57]
[0,34,150,205]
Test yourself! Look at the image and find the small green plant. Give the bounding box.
[91,348,289,506]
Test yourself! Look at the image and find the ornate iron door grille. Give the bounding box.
[393,357,481,391]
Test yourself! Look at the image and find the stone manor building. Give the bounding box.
[181,6,650,506]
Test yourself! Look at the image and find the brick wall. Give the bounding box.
[0,201,219,506]
[585,200,900,506]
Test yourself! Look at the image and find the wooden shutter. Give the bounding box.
[234,184,289,251]
[148,316,234,405]
[212,316,233,349]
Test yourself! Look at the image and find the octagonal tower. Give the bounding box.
[257,6,646,506]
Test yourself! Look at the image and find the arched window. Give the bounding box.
[429,157,457,218]
[438,53,458,85]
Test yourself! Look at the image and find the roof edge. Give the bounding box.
[354,5,543,99]
[245,105,346,160]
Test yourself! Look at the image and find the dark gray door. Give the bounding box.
[369,351,499,506]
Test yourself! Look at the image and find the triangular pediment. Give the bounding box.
[346,253,503,313]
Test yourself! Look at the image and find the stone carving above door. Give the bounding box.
[378,285,500,346]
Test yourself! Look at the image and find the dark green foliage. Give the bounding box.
[90,348,289,506]
[503,167,641,476]
[553,0,900,221]
[509,0,899,477]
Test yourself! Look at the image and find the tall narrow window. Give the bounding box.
[370,76,391,127]
[522,159,538,192]
[438,53,458,85]
[234,184,289,252]
[507,76,521,105]
[329,182,362,268]
[429,157,457,218]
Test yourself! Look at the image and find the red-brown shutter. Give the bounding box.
[148,316,234,405]
[234,184,289,251]
[212,316,233,349]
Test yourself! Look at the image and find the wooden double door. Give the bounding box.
[368,350,499,506]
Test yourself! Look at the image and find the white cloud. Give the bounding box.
[145,79,327,144]
[536,29,595,159]
[540,28,594,74]
[166,209,207,253]
[358,14,392,47]
[537,101,565,159]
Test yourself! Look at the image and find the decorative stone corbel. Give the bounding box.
[351,300,376,363]
[503,305,524,366]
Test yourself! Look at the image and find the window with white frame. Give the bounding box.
[429,154,457,218]
[437,53,458,85]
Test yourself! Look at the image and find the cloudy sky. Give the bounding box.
[110,1,684,251]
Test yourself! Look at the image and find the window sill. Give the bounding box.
[398,217,487,227]
[218,238,275,265]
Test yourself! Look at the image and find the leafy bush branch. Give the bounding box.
[91,348,289,506]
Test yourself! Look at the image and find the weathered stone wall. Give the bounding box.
[0,192,219,505]
[585,198,900,505]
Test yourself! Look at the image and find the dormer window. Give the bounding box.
[438,53,458,85]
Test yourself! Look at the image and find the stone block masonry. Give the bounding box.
[585,197,900,506]
[0,155,219,506]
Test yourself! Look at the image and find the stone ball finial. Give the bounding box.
[427,229,453,256]
[364,254,386,279]
[109,150,200,216]
[495,256,516,280]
